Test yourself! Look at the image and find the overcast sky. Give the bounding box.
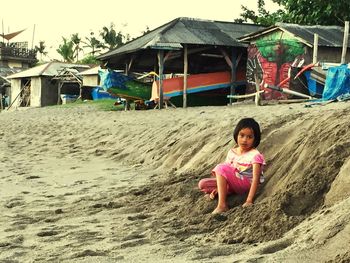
[1,0,280,60]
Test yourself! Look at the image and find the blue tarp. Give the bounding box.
[91,87,118,100]
[98,69,131,91]
[322,64,350,100]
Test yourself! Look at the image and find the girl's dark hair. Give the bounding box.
[233,118,261,148]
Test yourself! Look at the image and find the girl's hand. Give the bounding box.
[242,201,253,208]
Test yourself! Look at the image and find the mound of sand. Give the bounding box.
[0,101,349,262]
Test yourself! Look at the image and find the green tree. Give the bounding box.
[100,23,124,50]
[56,37,74,62]
[78,54,100,65]
[237,0,350,26]
[71,33,83,62]
[35,41,48,61]
[83,32,103,56]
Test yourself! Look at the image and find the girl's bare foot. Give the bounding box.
[212,206,229,214]
[209,189,217,200]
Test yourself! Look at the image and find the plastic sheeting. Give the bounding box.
[98,69,131,91]
[322,64,350,100]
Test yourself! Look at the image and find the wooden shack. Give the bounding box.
[238,22,350,100]
[7,62,90,108]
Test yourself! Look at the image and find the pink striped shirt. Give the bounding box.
[225,148,265,183]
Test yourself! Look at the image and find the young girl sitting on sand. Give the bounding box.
[198,118,265,214]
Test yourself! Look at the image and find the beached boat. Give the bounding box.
[151,71,247,106]
[99,69,152,101]
[100,69,246,106]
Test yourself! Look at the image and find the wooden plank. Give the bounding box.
[277,99,314,104]
[163,47,211,61]
[310,66,326,84]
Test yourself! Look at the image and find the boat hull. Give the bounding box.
[151,71,247,106]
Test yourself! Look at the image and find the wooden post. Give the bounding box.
[57,82,63,105]
[341,21,349,64]
[157,50,164,109]
[183,44,188,108]
[313,33,319,64]
[254,72,261,106]
[125,63,128,76]
[230,48,237,105]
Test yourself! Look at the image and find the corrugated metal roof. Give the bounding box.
[98,17,265,60]
[7,62,90,79]
[78,66,100,76]
[239,23,349,48]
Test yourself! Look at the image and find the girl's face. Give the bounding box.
[237,127,255,152]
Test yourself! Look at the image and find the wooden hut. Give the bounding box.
[7,62,90,108]
[77,66,101,100]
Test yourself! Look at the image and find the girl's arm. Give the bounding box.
[242,163,261,207]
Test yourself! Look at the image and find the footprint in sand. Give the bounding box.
[4,198,25,208]
[37,229,60,237]
[70,249,108,259]
[259,239,293,254]
[120,238,150,249]
[127,213,149,221]
[26,175,41,180]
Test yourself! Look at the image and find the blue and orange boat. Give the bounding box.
[100,69,246,107]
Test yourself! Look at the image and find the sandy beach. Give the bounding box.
[0,101,349,262]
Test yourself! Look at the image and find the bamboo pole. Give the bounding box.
[313,33,319,64]
[264,83,314,99]
[341,21,349,64]
[183,44,188,108]
[227,90,264,99]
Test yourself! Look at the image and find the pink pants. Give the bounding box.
[198,163,251,195]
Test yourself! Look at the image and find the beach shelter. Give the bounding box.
[97,17,264,107]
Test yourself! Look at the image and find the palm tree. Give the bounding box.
[56,37,74,62]
[35,41,48,61]
[100,23,124,50]
[71,33,82,62]
[82,32,102,56]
